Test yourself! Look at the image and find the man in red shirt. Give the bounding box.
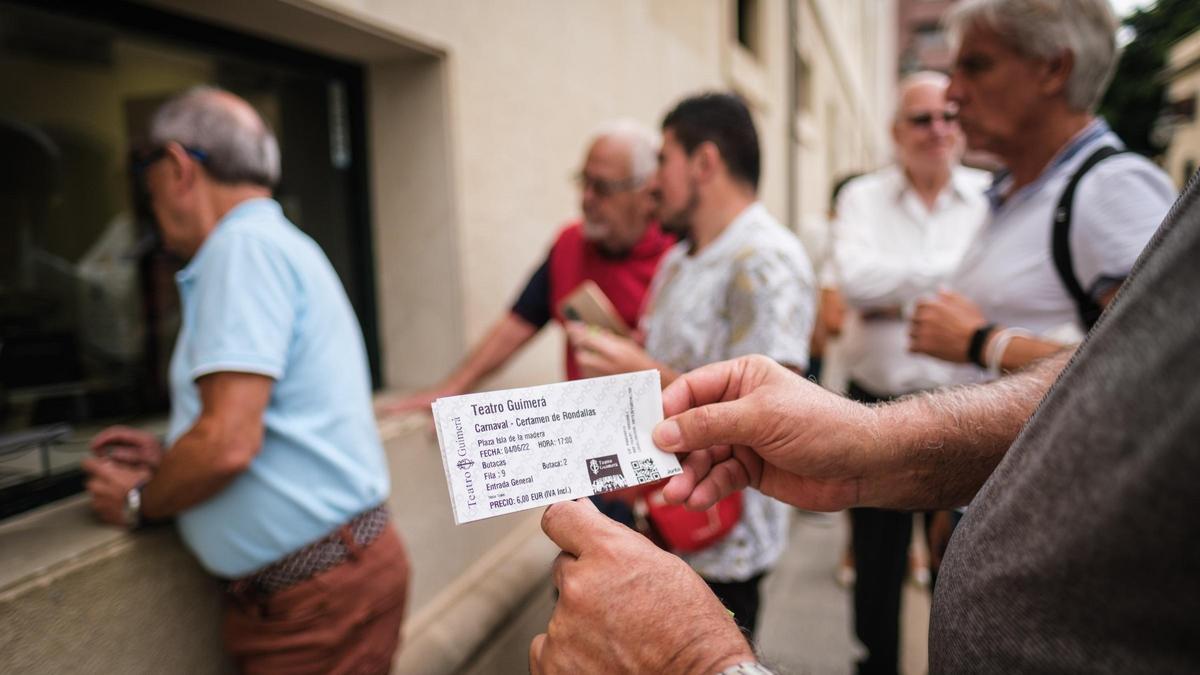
[383,120,674,412]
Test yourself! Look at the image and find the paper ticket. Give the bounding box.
[432,370,682,524]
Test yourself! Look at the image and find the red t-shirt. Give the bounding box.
[533,221,675,380]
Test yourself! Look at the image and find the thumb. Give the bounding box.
[653,398,758,454]
[540,498,615,557]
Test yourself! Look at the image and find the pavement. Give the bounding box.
[755,511,931,675]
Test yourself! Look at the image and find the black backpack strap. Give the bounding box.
[1053,145,1126,331]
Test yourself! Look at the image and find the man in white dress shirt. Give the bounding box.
[830,71,989,675]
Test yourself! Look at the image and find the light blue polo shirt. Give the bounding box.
[167,198,388,578]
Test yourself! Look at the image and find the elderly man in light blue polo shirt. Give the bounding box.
[82,86,409,673]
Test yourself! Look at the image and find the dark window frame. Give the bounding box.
[2,0,381,385]
[0,0,382,519]
[735,0,761,57]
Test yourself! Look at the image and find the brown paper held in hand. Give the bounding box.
[558,280,631,337]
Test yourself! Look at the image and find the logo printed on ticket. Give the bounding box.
[586,454,626,494]
[431,370,682,523]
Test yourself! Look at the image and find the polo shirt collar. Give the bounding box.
[176,197,281,283]
[985,117,1113,211]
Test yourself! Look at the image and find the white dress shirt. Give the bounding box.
[832,164,991,396]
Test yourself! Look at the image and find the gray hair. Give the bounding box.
[945,0,1119,112]
[894,71,951,120]
[593,118,660,186]
[148,86,281,188]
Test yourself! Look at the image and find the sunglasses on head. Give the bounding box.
[132,144,209,176]
[905,110,959,128]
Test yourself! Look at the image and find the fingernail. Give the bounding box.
[653,420,681,449]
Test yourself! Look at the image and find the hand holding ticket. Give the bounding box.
[432,370,681,523]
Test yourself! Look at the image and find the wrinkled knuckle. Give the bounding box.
[691,406,715,442]
[546,610,562,635]
[745,353,768,368]
[589,531,620,558]
[557,573,584,605]
[540,503,563,534]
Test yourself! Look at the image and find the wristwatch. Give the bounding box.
[716,662,775,675]
[124,481,148,530]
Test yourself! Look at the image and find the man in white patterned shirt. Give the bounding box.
[568,92,815,638]
[830,71,990,675]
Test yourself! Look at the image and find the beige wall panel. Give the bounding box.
[337,0,742,388]
[369,57,466,389]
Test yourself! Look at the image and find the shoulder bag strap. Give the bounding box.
[1052,145,1126,331]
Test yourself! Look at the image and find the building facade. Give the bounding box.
[897,0,958,75]
[1163,29,1200,189]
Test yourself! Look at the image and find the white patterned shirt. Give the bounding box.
[642,202,816,581]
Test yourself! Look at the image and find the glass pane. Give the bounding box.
[0,3,371,516]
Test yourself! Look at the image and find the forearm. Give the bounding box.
[141,422,256,519]
[442,312,538,393]
[837,253,947,309]
[833,205,946,307]
[861,349,1072,510]
[992,334,1068,373]
[984,286,1115,373]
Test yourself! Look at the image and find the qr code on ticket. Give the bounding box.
[631,459,660,483]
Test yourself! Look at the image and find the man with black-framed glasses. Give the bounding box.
[381,120,674,408]
[83,86,409,673]
[827,70,990,675]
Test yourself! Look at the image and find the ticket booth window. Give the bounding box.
[0,0,378,518]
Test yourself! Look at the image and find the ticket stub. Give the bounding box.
[432,370,682,524]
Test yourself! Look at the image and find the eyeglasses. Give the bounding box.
[573,171,640,198]
[132,144,209,176]
[905,110,959,128]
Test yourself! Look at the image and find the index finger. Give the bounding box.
[540,498,615,557]
[90,427,139,454]
[381,398,433,415]
[80,456,111,476]
[578,328,627,359]
[563,321,590,345]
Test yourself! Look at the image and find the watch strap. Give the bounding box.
[124,480,149,530]
[968,323,996,368]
